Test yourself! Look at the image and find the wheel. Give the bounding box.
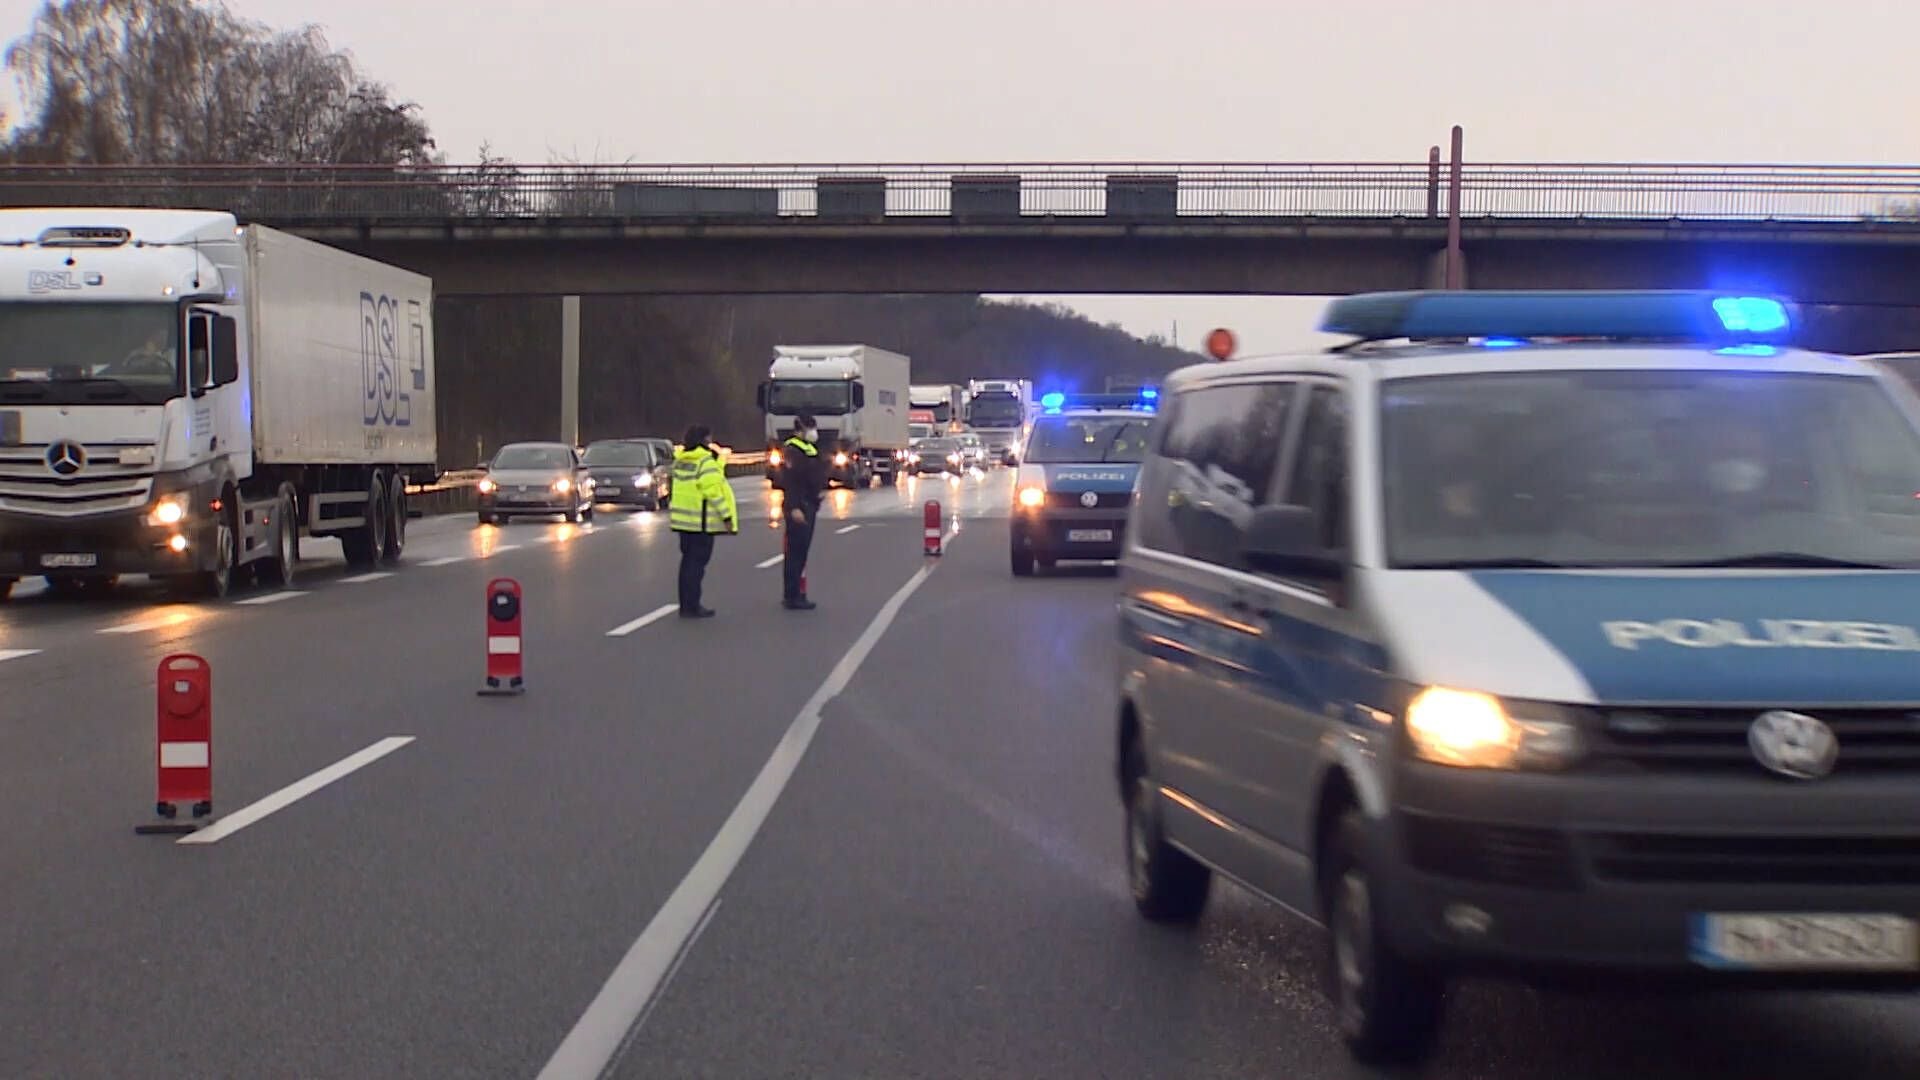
[478,512,497,526]
[341,474,387,567]
[567,503,585,524]
[1011,548,1034,577]
[381,478,406,564]
[198,502,241,599]
[1323,808,1445,1065]
[1123,736,1210,923]
[0,577,13,603]
[257,492,297,589]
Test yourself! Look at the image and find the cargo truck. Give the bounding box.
[908,383,966,434]
[759,345,910,488]
[0,208,436,602]
[965,378,1034,464]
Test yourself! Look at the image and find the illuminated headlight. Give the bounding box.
[769,449,783,466]
[1405,687,1583,771]
[167,534,188,552]
[552,478,572,493]
[833,452,850,467]
[906,452,920,463]
[145,493,189,527]
[477,478,497,494]
[633,473,653,487]
[947,453,961,464]
[1016,485,1045,508]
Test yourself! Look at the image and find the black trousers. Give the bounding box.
[783,502,817,600]
[677,531,715,611]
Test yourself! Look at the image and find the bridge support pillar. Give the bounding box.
[560,295,580,446]
[1424,249,1468,290]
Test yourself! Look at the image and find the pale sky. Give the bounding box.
[2,0,1913,351]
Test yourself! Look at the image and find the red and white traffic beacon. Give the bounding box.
[136,653,213,835]
[924,499,943,556]
[478,577,525,695]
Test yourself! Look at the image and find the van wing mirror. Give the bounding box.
[1242,505,1342,577]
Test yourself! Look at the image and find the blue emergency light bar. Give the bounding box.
[1039,390,1157,414]
[1319,290,1796,346]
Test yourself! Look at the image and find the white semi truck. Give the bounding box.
[965,378,1034,464]
[759,345,910,488]
[908,383,966,434]
[0,208,436,602]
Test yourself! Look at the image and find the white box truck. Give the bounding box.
[909,383,966,434]
[965,378,1034,464]
[759,345,910,488]
[0,208,436,601]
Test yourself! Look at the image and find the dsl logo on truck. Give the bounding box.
[45,440,86,476]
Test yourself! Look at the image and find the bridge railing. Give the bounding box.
[1,163,1919,223]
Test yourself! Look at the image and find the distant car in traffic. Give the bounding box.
[477,442,595,524]
[908,437,966,476]
[954,431,987,469]
[581,438,671,511]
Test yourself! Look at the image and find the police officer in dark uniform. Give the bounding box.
[777,413,828,610]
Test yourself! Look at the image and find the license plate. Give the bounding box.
[40,552,97,568]
[1067,529,1114,543]
[1690,913,1920,971]
[599,487,619,496]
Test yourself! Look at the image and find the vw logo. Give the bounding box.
[1079,490,1099,508]
[1748,710,1839,779]
[45,439,85,476]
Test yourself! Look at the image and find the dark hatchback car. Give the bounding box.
[582,439,671,511]
[909,438,965,476]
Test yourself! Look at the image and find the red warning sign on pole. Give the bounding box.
[1205,327,1237,361]
[924,500,943,556]
[137,653,212,834]
[478,577,525,696]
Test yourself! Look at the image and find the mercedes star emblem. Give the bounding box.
[45,439,85,477]
[1748,710,1839,779]
[1079,490,1099,508]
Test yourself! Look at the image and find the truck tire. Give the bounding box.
[257,491,297,589]
[382,477,406,564]
[341,474,387,567]
[199,501,241,599]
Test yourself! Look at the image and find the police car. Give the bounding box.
[1009,390,1156,576]
[1113,291,1920,1064]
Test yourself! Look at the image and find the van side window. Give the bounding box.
[1141,382,1293,568]
[1285,385,1350,554]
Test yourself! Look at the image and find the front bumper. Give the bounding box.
[1374,763,1920,986]
[0,506,218,578]
[1011,508,1127,560]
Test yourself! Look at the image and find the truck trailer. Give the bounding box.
[760,345,910,488]
[0,208,437,601]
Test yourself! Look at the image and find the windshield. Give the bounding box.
[766,380,851,415]
[583,442,653,467]
[919,440,959,454]
[0,302,182,405]
[493,445,574,470]
[909,424,934,440]
[1382,370,1920,569]
[1023,416,1152,464]
[969,393,1025,427]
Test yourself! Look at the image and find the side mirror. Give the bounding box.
[212,316,238,386]
[755,381,769,410]
[1242,505,1343,578]
[851,382,866,409]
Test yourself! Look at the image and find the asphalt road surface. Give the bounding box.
[4,469,1918,1079]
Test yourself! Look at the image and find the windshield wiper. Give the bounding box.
[1671,553,1896,570]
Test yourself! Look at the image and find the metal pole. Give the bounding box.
[560,295,581,446]
[1445,126,1464,289]
[1427,146,1441,218]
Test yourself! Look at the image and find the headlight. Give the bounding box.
[553,478,572,493]
[145,493,189,526]
[477,478,496,494]
[1017,485,1045,508]
[769,449,783,466]
[1405,687,1583,771]
[633,473,653,487]
[947,453,961,464]
[833,452,850,467]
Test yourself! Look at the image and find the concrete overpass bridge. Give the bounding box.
[1,162,1919,305]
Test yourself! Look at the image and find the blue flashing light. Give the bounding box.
[1319,290,1796,346]
[1712,296,1788,334]
[1039,391,1065,409]
[1480,337,1525,348]
[1717,344,1777,356]
[1140,387,1158,400]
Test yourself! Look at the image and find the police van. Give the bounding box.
[1113,291,1920,1063]
[1009,390,1157,576]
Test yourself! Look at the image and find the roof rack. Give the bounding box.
[1319,290,1796,349]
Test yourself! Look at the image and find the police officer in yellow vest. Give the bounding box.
[669,424,738,618]
[776,413,829,610]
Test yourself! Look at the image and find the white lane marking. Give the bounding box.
[177,736,415,846]
[754,554,783,569]
[234,591,308,606]
[340,572,392,584]
[100,613,193,635]
[607,604,677,637]
[0,648,41,663]
[420,556,466,567]
[835,524,861,535]
[536,557,941,1079]
[487,545,522,555]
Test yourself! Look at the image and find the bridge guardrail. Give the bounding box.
[3,163,1920,224]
